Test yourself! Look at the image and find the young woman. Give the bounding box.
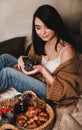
[0,5,82,106]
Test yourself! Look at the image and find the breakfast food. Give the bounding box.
[16,114,28,127]
[0,91,54,130]
[16,106,49,129]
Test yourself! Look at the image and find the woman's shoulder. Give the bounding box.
[60,43,76,63]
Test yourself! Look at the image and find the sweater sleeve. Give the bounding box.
[46,77,64,102]
[46,74,80,103]
[46,54,82,105]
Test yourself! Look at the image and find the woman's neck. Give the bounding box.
[44,36,59,61]
[46,36,57,47]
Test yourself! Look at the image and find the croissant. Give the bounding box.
[16,114,28,127]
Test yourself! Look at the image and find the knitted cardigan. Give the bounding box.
[27,44,82,106]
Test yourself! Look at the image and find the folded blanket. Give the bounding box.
[53,96,82,130]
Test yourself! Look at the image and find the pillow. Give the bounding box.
[0,36,26,58]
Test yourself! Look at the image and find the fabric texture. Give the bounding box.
[0,36,26,58]
[0,54,46,99]
[0,87,21,100]
[27,44,82,106]
[78,54,82,75]
[0,48,82,130]
[52,96,82,130]
[41,56,60,73]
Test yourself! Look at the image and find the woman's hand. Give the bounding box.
[22,65,54,85]
[17,55,27,70]
[21,65,43,75]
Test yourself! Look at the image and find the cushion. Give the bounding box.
[0,36,26,58]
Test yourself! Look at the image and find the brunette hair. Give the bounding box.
[32,4,76,55]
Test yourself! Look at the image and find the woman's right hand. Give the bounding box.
[17,55,26,70]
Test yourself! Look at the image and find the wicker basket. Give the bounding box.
[0,91,55,130]
[0,124,19,130]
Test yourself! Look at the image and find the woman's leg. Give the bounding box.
[0,54,17,70]
[0,67,46,99]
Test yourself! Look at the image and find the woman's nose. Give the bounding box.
[41,28,46,35]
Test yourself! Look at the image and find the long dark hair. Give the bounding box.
[32,4,76,55]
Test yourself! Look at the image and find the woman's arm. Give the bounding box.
[21,64,54,84]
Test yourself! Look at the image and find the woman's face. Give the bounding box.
[35,17,55,41]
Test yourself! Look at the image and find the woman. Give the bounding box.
[0,5,82,106]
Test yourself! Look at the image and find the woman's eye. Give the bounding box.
[35,26,41,30]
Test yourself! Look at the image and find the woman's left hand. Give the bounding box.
[22,65,54,85]
[21,65,43,75]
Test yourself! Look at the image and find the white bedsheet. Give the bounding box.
[0,87,21,101]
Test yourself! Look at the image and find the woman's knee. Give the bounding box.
[0,53,11,58]
[1,67,14,77]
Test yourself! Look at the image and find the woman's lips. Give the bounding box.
[42,35,49,39]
